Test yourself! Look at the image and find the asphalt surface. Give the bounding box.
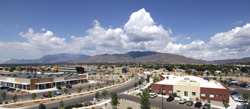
[119,94,206,109]
[0,79,115,103]
[25,74,145,109]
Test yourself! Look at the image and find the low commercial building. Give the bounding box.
[129,67,143,73]
[0,73,88,90]
[55,66,85,74]
[152,75,230,102]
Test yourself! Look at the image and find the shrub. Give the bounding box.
[208,99,211,103]
[74,104,83,107]
[172,93,177,97]
[196,97,199,100]
[127,107,133,109]
[64,105,74,109]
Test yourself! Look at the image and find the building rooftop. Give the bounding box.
[0,72,81,79]
[156,75,225,89]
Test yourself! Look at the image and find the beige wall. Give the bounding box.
[6,77,15,82]
[173,84,200,99]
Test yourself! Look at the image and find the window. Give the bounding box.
[220,94,222,99]
[163,89,166,93]
[210,94,214,98]
[216,94,218,98]
[192,92,196,96]
[184,91,188,96]
[201,93,206,97]
[154,89,156,93]
[224,95,226,99]
[177,90,180,94]
[159,89,161,93]
[169,90,172,93]
[157,89,158,93]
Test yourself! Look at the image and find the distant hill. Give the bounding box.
[74,51,208,64]
[3,53,91,64]
[212,57,250,64]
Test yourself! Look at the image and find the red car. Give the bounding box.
[236,83,240,86]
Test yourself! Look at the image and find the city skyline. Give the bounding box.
[1,0,250,61]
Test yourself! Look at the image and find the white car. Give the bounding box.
[179,98,187,104]
[150,93,158,98]
[230,80,238,84]
[232,94,247,102]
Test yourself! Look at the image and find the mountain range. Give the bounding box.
[3,51,250,64]
[3,53,91,64]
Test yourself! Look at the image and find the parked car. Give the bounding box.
[54,91,62,95]
[236,83,241,86]
[7,88,16,91]
[232,94,247,102]
[230,90,239,96]
[230,80,238,84]
[179,98,187,104]
[203,103,211,109]
[195,101,203,108]
[57,86,62,90]
[66,84,72,88]
[186,100,194,106]
[240,82,248,87]
[166,96,175,102]
[43,94,48,98]
[0,86,9,90]
[150,93,158,98]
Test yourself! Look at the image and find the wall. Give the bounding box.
[173,84,200,100]
[15,78,22,82]
[151,83,173,95]
[30,78,54,90]
[200,86,230,102]
[78,74,87,79]
[6,77,15,82]
[54,77,65,82]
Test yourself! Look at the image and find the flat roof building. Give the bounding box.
[0,72,88,90]
[152,75,230,102]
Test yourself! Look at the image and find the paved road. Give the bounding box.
[119,94,206,109]
[0,79,115,103]
[25,75,145,109]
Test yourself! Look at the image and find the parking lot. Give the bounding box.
[150,96,220,109]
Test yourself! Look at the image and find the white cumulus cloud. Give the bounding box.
[2,8,250,61]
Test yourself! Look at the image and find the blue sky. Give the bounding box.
[0,0,250,62]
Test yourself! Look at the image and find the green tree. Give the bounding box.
[47,91,52,98]
[243,93,249,102]
[127,107,132,109]
[88,85,91,91]
[139,89,150,109]
[131,74,134,78]
[110,92,119,108]
[18,84,22,90]
[59,100,64,108]
[134,83,137,88]
[146,75,150,83]
[12,94,18,104]
[222,99,230,109]
[95,91,100,99]
[80,97,83,103]
[106,81,109,86]
[39,103,46,109]
[31,93,37,101]
[102,90,108,99]
[78,86,83,93]
[97,82,100,87]
[138,81,142,85]
[1,91,6,102]
[64,88,68,95]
